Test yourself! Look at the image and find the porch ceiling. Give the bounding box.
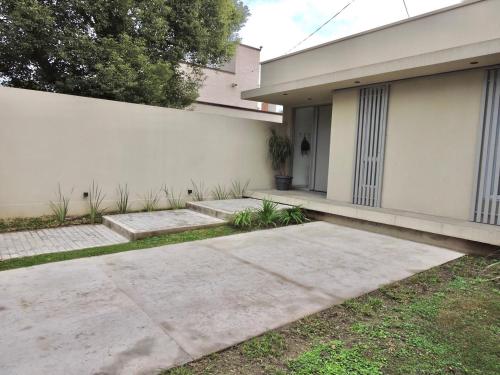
[242,40,500,107]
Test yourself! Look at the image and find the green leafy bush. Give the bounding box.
[256,199,280,228]
[279,206,308,225]
[232,209,255,229]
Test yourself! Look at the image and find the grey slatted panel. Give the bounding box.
[375,86,389,207]
[353,85,389,207]
[353,89,366,204]
[473,69,500,225]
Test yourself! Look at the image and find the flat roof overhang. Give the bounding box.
[242,39,500,106]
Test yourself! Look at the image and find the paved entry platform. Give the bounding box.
[0,225,127,260]
[103,209,225,240]
[187,198,290,219]
[0,221,462,374]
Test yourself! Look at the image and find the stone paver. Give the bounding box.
[187,198,291,219]
[102,209,225,240]
[0,225,128,260]
[0,221,462,374]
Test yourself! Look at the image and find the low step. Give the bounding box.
[187,198,291,220]
[103,209,225,240]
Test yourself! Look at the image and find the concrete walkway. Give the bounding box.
[0,221,462,375]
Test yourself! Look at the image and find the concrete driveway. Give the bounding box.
[0,222,462,374]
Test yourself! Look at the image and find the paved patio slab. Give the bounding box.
[187,198,290,219]
[0,221,462,374]
[102,209,225,240]
[0,225,128,260]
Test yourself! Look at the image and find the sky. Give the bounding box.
[239,0,463,61]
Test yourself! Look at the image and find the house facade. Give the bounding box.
[242,0,500,246]
[189,43,282,122]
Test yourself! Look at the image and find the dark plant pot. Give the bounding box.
[275,175,292,191]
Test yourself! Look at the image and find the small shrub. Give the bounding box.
[230,179,250,198]
[142,189,160,212]
[163,186,184,209]
[116,184,129,214]
[279,206,308,225]
[211,184,230,200]
[190,180,207,201]
[256,199,280,227]
[232,209,255,229]
[49,184,72,225]
[88,180,106,224]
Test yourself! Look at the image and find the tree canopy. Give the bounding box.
[0,0,249,107]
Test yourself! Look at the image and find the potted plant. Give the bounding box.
[268,129,293,190]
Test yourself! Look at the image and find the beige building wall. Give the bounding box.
[196,44,261,109]
[381,70,483,220]
[327,89,358,202]
[260,0,498,87]
[0,88,277,218]
[325,69,484,220]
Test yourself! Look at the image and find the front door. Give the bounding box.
[292,105,332,192]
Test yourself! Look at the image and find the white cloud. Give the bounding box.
[239,0,463,61]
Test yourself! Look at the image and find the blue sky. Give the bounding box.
[239,0,463,60]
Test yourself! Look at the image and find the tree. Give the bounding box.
[0,0,248,108]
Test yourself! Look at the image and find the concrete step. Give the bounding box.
[102,209,225,240]
[186,198,291,220]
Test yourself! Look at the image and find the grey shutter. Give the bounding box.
[353,85,389,207]
[472,69,500,225]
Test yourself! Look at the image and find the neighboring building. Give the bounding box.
[189,43,282,123]
[242,0,500,246]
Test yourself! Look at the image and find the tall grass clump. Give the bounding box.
[279,206,308,225]
[256,199,279,227]
[232,208,255,229]
[230,179,250,199]
[190,180,207,201]
[116,184,129,214]
[163,186,184,209]
[142,189,160,212]
[49,184,72,225]
[212,184,231,200]
[88,180,106,224]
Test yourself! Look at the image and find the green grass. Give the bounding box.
[0,225,241,272]
[161,255,500,375]
[241,333,287,359]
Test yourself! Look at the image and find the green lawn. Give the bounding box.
[162,255,499,375]
[0,225,242,272]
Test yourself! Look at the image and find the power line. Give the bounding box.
[286,0,356,54]
[402,0,410,17]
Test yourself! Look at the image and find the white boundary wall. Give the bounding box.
[0,88,277,218]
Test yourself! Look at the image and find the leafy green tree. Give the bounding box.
[0,0,248,107]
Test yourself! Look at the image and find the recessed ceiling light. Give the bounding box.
[470,61,479,65]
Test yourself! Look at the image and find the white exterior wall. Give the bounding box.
[0,88,277,218]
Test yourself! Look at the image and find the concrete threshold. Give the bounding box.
[247,190,500,247]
